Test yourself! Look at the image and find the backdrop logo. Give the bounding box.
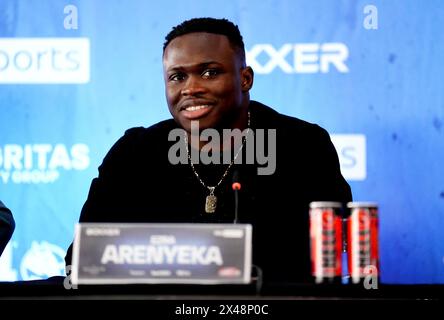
[0,242,17,281]
[20,241,66,280]
[330,134,366,181]
[0,143,90,184]
[0,38,90,84]
[247,43,349,74]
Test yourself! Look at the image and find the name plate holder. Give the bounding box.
[71,223,252,285]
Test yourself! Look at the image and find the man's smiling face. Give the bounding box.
[163,32,252,133]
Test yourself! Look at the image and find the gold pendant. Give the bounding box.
[205,194,217,213]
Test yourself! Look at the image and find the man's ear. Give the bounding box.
[241,66,254,92]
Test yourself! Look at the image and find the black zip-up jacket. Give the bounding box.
[66,100,352,284]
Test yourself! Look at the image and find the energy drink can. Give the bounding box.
[309,201,343,284]
[346,202,379,284]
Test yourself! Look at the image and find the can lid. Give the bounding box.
[309,201,342,208]
[347,201,378,208]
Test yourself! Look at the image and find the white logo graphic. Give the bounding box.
[246,43,349,74]
[330,134,366,181]
[0,241,18,281]
[0,143,90,184]
[0,38,90,83]
[20,241,66,280]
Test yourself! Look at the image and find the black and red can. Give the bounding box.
[309,202,343,284]
[346,202,379,284]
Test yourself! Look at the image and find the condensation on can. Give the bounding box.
[309,201,343,284]
[346,202,379,284]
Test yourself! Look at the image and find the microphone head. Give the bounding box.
[232,182,241,191]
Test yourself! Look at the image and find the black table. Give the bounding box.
[1,277,441,318]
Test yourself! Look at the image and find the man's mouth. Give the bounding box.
[180,104,213,120]
[184,105,210,111]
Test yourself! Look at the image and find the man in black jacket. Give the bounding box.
[66,17,352,284]
[0,200,15,257]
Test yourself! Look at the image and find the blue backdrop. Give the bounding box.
[0,0,443,283]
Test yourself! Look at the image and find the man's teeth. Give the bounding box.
[185,105,209,111]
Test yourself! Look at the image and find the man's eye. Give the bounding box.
[169,73,186,81]
[201,69,219,78]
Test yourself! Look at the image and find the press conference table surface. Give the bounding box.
[0,277,442,300]
[1,279,441,319]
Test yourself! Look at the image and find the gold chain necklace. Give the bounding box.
[184,111,250,214]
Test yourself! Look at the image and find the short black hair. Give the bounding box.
[163,17,245,56]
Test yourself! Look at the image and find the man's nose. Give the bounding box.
[181,76,206,96]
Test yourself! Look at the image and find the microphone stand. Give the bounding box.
[232,169,241,224]
[232,169,263,294]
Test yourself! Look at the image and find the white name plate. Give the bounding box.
[71,223,252,285]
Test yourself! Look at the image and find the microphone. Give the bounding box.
[231,170,263,293]
[232,169,241,224]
